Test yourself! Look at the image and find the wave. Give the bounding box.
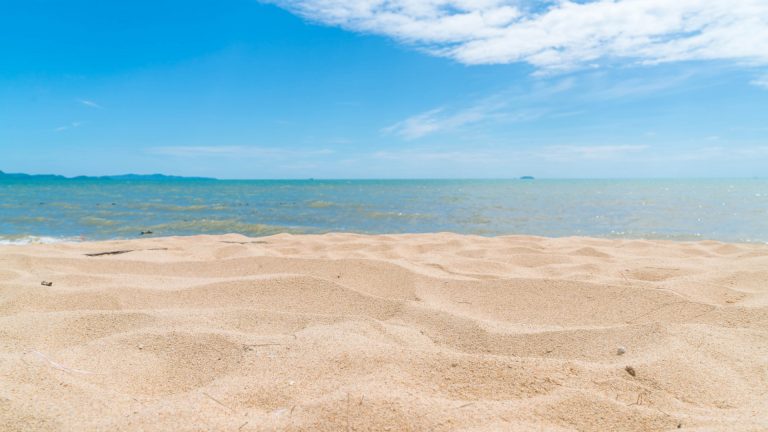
[0,235,82,245]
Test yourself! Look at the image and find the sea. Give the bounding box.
[1,178,766,244]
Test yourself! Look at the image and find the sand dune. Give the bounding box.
[1,233,767,431]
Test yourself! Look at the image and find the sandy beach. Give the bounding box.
[1,233,766,431]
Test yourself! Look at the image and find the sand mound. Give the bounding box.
[1,233,767,431]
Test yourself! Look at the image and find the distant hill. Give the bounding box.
[0,170,215,181]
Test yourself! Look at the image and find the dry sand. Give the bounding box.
[1,233,767,431]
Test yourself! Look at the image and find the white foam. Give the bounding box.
[0,235,81,245]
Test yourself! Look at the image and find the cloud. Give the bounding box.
[149,145,335,158]
[614,145,768,162]
[55,121,83,132]
[382,106,505,139]
[372,144,654,163]
[752,74,768,89]
[382,88,553,139]
[382,71,679,140]
[373,148,511,163]
[536,145,649,160]
[78,99,103,109]
[271,0,768,70]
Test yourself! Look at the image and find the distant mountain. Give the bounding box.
[0,170,215,181]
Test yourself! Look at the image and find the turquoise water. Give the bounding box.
[1,178,766,243]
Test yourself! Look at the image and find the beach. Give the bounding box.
[1,233,766,431]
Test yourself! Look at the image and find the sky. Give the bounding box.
[1,0,768,179]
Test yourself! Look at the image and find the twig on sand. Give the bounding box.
[85,248,168,257]
[203,392,234,413]
[619,270,632,285]
[29,350,99,375]
[346,392,351,432]
[238,421,248,430]
[628,389,651,406]
[243,343,283,351]
[85,250,134,257]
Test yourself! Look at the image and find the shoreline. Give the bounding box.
[2,233,767,430]
[2,231,768,247]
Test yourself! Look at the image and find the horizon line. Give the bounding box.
[2,170,766,181]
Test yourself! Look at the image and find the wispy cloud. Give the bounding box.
[752,74,768,89]
[367,144,768,168]
[149,145,335,158]
[78,99,103,109]
[536,145,649,161]
[55,121,84,132]
[382,107,480,140]
[372,144,652,163]
[373,148,513,163]
[382,84,559,140]
[662,145,768,161]
[381,70,686,140]
[272,0,768,71]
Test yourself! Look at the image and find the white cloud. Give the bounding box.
[78,99,103,109]
[366,144,768,168]
[381,71,681,140]
[382,108,447,139]
[373,148,511,162]
[383,101,499,139]
[149,145,335,158]
[537,145,649,160]
[383,104,543,139]
[55,121,83,132]
[637,145,768,161]
[372,144,653,163]
[271,0,768,70]
[752,74,768,89]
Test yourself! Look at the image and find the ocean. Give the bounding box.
[1,178,766,243]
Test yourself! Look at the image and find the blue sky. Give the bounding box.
[2,0,767,178]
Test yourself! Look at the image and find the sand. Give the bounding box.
[1,233,767,431]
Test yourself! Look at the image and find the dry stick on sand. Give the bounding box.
[202,392,234,413]
[243,343,284,352]
[85,248,168,257]
[85,250,133,257]
[29,350,99,375]
[346,392,351,432]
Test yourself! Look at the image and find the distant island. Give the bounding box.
[520,176,535,180]
[0,170,215,181]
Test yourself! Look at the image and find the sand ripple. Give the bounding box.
[1,233,767,431]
